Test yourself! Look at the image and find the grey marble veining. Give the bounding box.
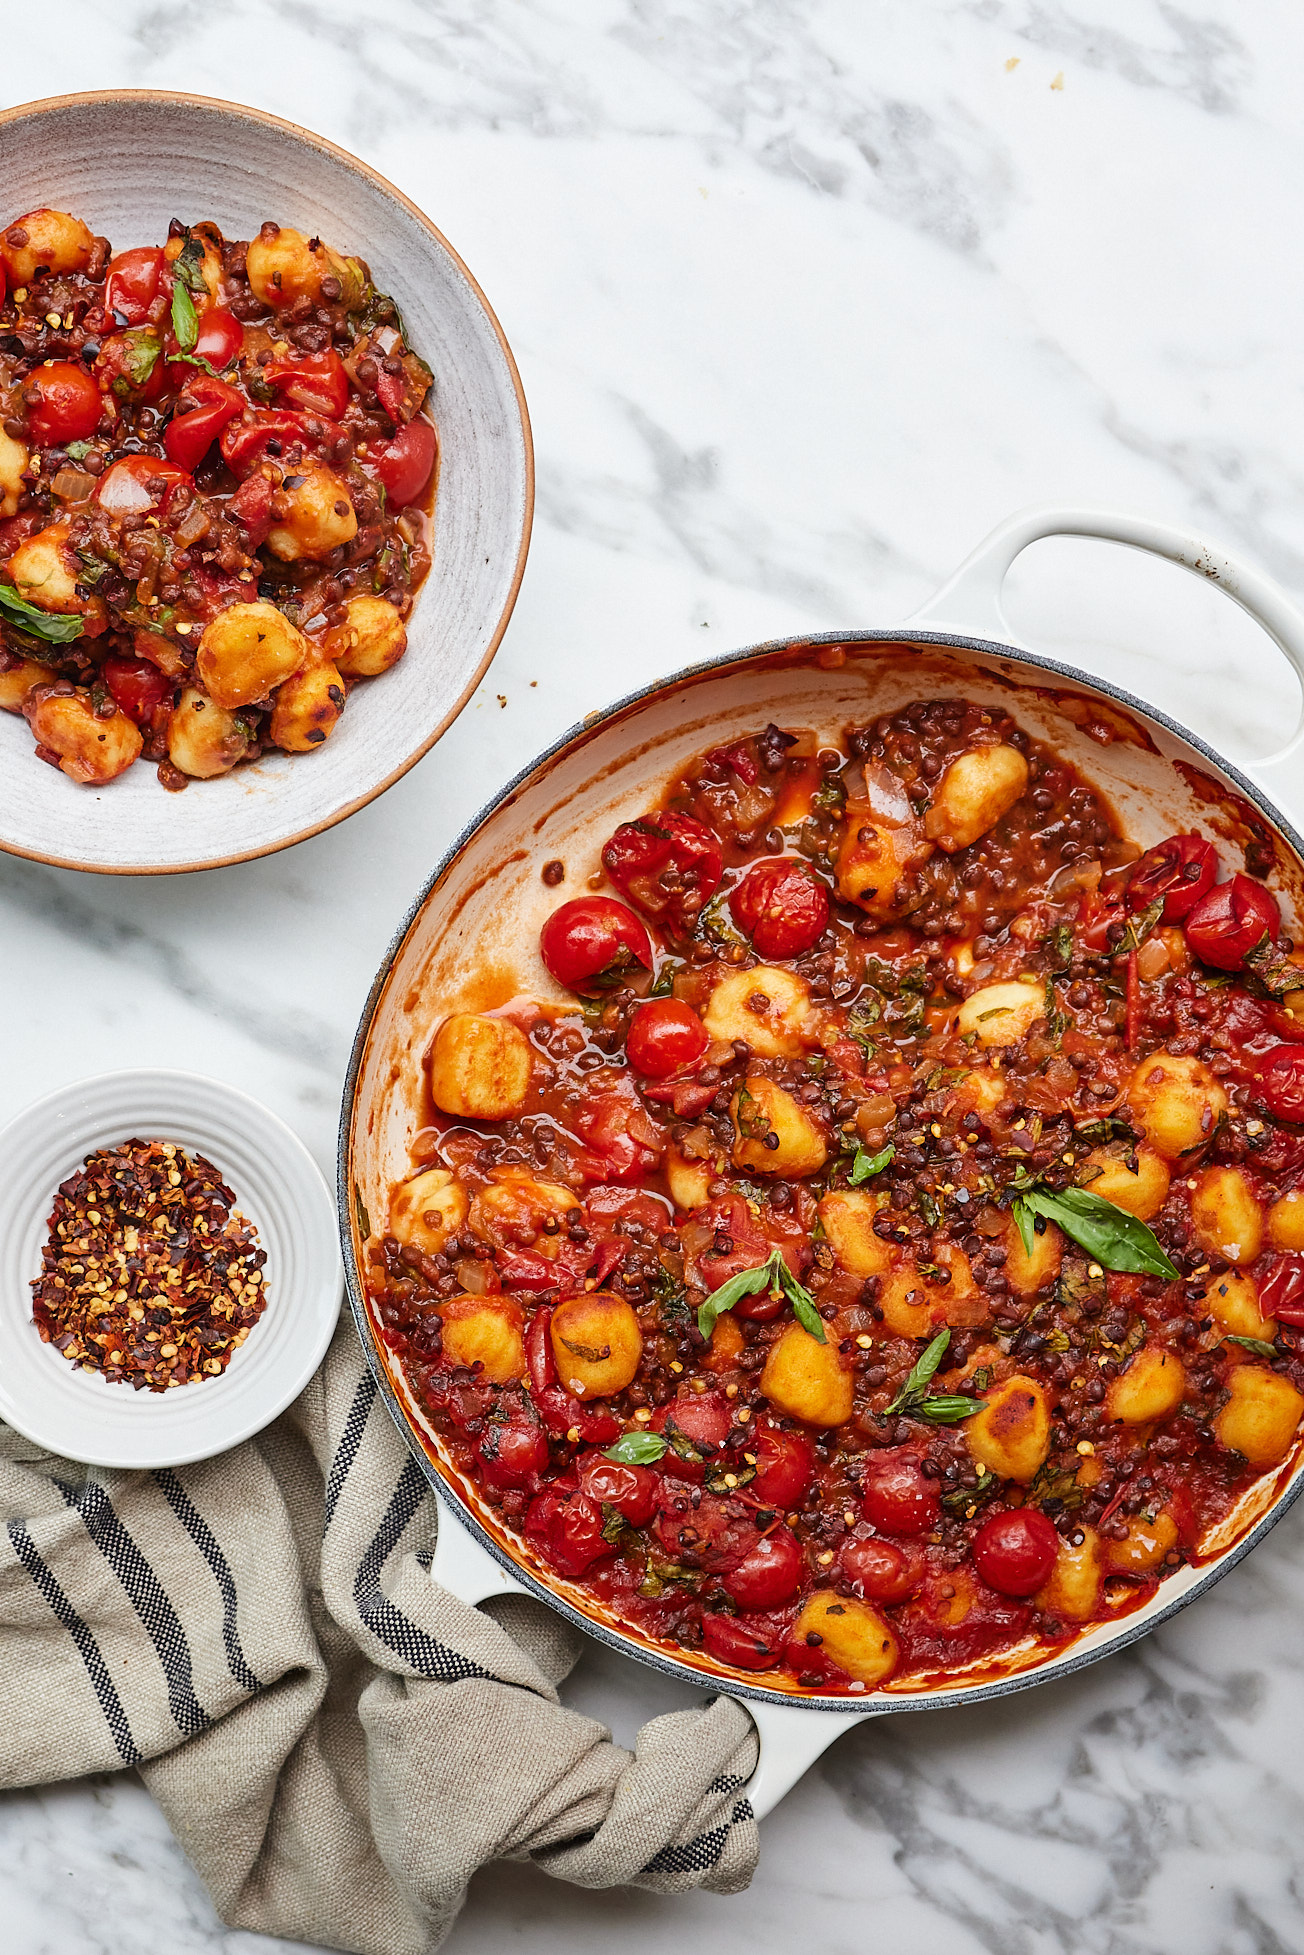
[4,2,1304,1950]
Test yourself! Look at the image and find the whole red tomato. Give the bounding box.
[474,1421,549,1491]
[1258,1045,1304,1124]
[729,857,830,958]
[539,895,652,993]
[576,1451,659,1526]
[861,1450,940,1536]
[24,361,101,444]
[722,1526,803,1608]
[100,657,173,726]
[524,1487,612,1577]
[601,811,723,933]
[971,1507,1059,1596]
[841,1536,923,1603]
[164,374,244,470]
[626,999,708,1077]
[104,246,164,327]
[164,305,243,384]
[95,455,191,517]
[369,417,437,507]
[1184,875,1280,970]
[700,1613,783,1670]
[1127,833,1218,920]
[750,1423,814,1507]
[1259,1254,1304,1327]
[266,348,350,419]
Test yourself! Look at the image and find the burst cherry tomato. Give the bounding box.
[576,1452,659,1526]
[24,361,101,444]
[219,408,331,478]
[1184,875,1280,971]
[1258,1044,1304,1124]
[1259,1254,1304,1327]
[573,1086,663,1182]
[95,330,166,404]
[722,1526,803,1608]
[104,246,164,326]
[369,416,437,507]
[700,1613,782,1670]
[1127,833,1218,921]
[164,374,244,470]
[601,812,724,933]
[971,1507,1059,1596]
[750,1423,814,1507]
[164,305,244,384]
[474,1421,549,1491]
[861,1450,940,1536]
[539,895,652,994]
[95,454,191,516]
[100,657,173,727]
[626,999,708,1077]
[730,857,830,958]
[841,1536,924,1603]
[265,348,350,419]
[524,1487,612,1577]
[650,1388,732,1481]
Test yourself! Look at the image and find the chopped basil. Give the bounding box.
[1117,896,1165,956]
[885,1327,987,1423]
[1012,1185,1178,1279]
[603,1430,668,1465]
[848,1141,894,1185]
[697,1247,826,1344]
[170,277,199,353]
[0,584,84,643]
[1225,1334,1278,1360]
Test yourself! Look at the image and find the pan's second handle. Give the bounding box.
[908,503,1304,837]
[739,1697,869,1820]
[429,1489,531,1604]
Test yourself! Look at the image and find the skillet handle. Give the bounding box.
[429,1489,531,1603]
[739,1697,869,1820]
[908,502,1304,833]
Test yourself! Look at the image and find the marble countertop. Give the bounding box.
[5,2,1304,1949]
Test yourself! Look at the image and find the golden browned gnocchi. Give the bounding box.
[427,1013,532,1121]
[731,1076,828,1175]
[196,602,309,710]
[388,1169,469,1257]
[23,685,141,784]
[761,1322,854,1426]
[268,656,346,753]
[702,965,814,1057]
[1,208,94,287]
[550,1292,643,1398]
[167,689,256,779]
[265,463,358,564]
[924,742,1029,851]
[1127,1051,1228,1159]
[325,596,409,677]
[966,1375,1051,1481]
[956,980,1044,1047]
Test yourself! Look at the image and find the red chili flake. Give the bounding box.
[30,1138,269,1392]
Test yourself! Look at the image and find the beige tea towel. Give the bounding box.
[0,1316,759,1953]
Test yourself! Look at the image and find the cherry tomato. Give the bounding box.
[369,416,438,507]
[971,1507,1059,1596]
[1258,1255,1304,1327]
[100,657,173,727]
[1258,1044,1304,1124]
[164,373,244,470]
[93,329,166,405]
[700,1612,783,1670]
[474,1421,549,1491]
[576,1452,659,1526]
[601,811,724,933]
[722,1526,803,1608]
[573,1085,663,1183]
[227,471,275,548]
[650,1388,732,1481]
[539,895,652,994]
[1127,833,1218,921]
[750,1423,814,1507]
[104,246,164,327]
[626,999,708,1077]
[841,1536,924,1603]
[266,348,350,419]
[730,857,830,958]
[164,305,244,384]
[95,454,191,517]
[1184,875,1280,971]
[691,1195,780,1304]
[524,1488,612,1577]
[24,361,101,444]
[219,408,331,479]
[861,1450,940,1536]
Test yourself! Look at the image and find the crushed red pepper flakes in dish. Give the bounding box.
[31,1138,268,1390]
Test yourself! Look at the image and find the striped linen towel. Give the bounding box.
[0,1317,758,1954]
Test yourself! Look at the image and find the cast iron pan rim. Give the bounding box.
[338,624,1304,1713]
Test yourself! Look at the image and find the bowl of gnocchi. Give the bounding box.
[0,91,532,874]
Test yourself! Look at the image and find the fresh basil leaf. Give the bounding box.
[1225,1334,1279,1360]
[118,330,161,389]
[790,1291,827,1341]
[915,1393,987,1424]
[1117,895,1165,957]
[1012,1196,1037,1259]
[0,584,84,644]
[603,1429,668,1465]
[170,276,199,353]
[886,1328,951,1413]
[1021,1185,1178,1279]
[168,350,222,377]
[172,231,209,293]
[696,1252,780,1340]
[848,1142,894,1186]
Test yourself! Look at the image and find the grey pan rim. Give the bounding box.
[338,622,1304,1716]
[0,87,535,878]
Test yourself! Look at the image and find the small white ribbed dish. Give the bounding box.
[0,1070,341,1467]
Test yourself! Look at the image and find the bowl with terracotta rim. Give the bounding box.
[0,89,533,876]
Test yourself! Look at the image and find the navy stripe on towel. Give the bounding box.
[324,1368,377,1530]
[7,1518,141,1767]
[153,1469,260,1695]
[354,1457,489,1682]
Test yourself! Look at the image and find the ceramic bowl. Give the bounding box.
[0,1070,341,1467]
[0,90,533,875]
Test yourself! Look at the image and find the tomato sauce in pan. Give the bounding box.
[365,697,1304,1696]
